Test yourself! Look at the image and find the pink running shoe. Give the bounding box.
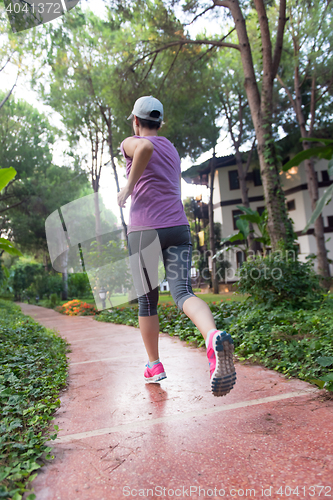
[207,330,236,397]
[144,362,167,383]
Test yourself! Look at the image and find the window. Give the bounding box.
[253,168,262,186]
[328,216,333,228]
[287,199,296,211]
[236,251,245,268]
[322,170,330,182]
[228,170,239,190]
[257,206,265,216]
[232,210,243,230]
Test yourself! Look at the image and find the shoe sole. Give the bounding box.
[211,332,236,397]
[144,372,167,383]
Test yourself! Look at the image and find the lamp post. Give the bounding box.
[99,287,107,309]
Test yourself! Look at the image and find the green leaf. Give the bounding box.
[308,379,325,389]
[300,138,333,146]
[316,356,333,367]
[236,205,263,225]
[228,231,246,243]
[0,238,22,256]
[12,493,23,500]
[213,247,233,259]
[0,469,11,482]
[303,184,333,232]
[235,205,257,216]
[320,373,333,383]
[236,218,250,238]
[0,167,17,191]
[239,213,261,224]
[282,146,333,171]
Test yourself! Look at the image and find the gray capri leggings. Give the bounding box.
[127,225,197,316]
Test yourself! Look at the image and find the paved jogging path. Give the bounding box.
[19,304,333,500]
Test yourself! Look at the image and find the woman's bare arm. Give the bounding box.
[117,137,154,208]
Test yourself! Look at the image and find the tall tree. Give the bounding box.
[0,92,90,266]
[0,91,56,225]
[31,5,221,246]
[276,0,333,280]
[208,46,257,250]
[125,0,294,250]
[0,1,31,108]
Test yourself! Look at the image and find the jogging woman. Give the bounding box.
[117,95,236,397]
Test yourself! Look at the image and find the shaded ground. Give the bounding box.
[19,303,333,500]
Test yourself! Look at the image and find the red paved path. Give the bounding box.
[19,304,333,500]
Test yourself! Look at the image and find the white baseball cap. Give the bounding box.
[128,95,164,123]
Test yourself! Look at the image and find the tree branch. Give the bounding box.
[310,76,333,107]
[213,0,232,7]
[0,72,19,110]
[276,73,297,115]
[0,199,27,214]
[253,0,273,76]
[137,53,158,87]
[309,72,316,137]
[244,137,256,175]
[220,95,236,147]
[130,38,240,71]
[272,0,287,78]
[0,51,15,73]
[237,93,244,148]
[191,28,236,65]
[157,46,181,93]
[185,5,216,26]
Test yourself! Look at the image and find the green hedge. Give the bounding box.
[96,295,333,391]
[0,300,69,500]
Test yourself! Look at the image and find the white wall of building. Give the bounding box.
[213,158,333,280]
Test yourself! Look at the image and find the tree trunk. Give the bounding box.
[43,252,48,272]
[304,158,330,280]
[93,189,102,255]
[223,0,292,250]
[209,154,219,294]
[61,248,69,300]
[292,67,331,281]
[234,149,255,251]
[221,92,256,252]
[100,107,128,246]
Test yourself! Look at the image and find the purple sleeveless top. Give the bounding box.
[120,135,189,234]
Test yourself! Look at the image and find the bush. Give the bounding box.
[9,262,64,301]
[0,299,69,499]
[236,253,323,307]
[227,295,333,390]
[29,274,63,301]
[96,296,333,391]
[68,273,91,298]
[9,262,44,301]
[49,293,60,308]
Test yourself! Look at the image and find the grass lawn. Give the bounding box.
[39,292,246,309]
[157,292,246,305]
